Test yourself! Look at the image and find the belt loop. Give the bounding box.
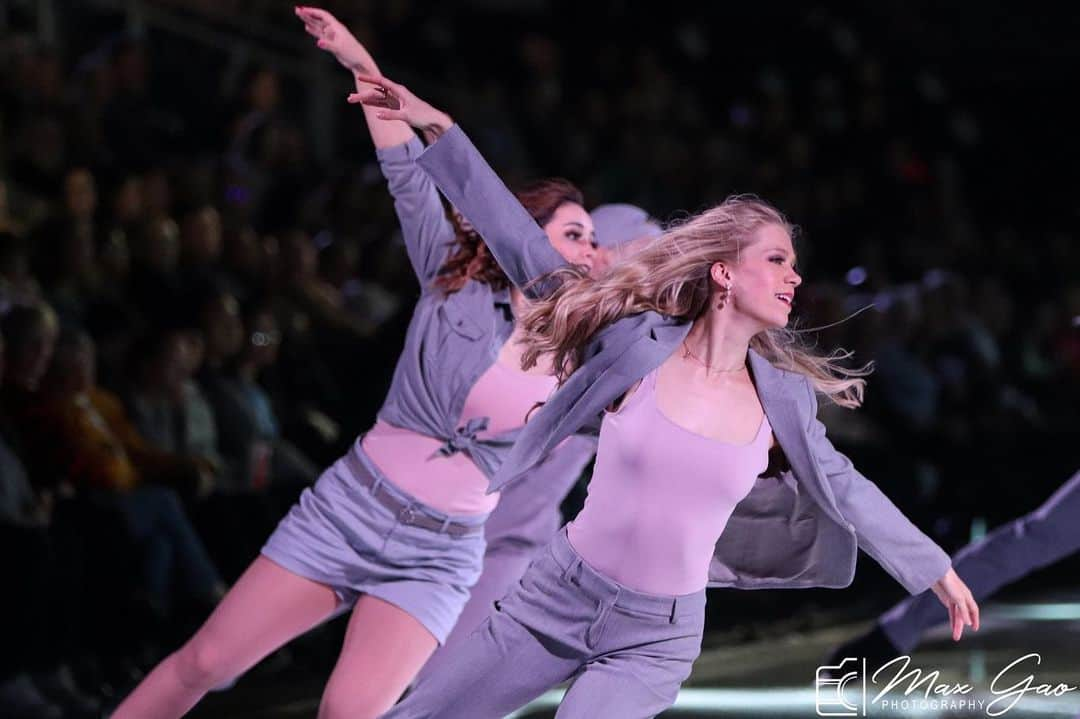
[440,517,451,533]
[370,475,384,495]
[669,596,679,624]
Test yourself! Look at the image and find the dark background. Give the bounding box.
[1,1,1077,715]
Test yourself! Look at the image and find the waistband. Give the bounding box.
[343,445,487,538]
[551,528,705,621]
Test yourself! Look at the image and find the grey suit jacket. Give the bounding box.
[416,125,952,596]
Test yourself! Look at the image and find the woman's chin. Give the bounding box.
[763,312,790,330]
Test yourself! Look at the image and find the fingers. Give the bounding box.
[345,92,406,121]
[381,77,408,96]
[295,8,323,30]
[355,71,406,97]
[374,109,409,122]
[295,6,330,24]
[347,90,391,106]
[951,595,980,641]
[354,71,387,88]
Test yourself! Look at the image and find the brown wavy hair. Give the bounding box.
[519,195,872,408]
[434,178,584,294]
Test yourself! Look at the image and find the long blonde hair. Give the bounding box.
[520,195,871,408]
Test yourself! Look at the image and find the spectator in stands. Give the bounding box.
[31,327,226,615]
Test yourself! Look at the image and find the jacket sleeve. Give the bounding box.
[416,125,567,297]
[376,136,457,285]
[803,379,953,595]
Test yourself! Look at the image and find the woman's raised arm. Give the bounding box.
[296,7,454,284]
[354,73,568,296]
[296,6,413,150]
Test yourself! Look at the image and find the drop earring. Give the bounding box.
[718,281,733,310]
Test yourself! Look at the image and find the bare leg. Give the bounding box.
[112,556,339,718]
[317,595,439,719]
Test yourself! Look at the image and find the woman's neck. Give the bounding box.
[684,309,756,374]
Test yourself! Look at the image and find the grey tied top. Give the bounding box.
[415,125,953,595]
[371,137,594,483]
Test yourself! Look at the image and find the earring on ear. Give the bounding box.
[717,282,733,310]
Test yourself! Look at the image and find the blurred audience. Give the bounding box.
[0,2,1075,711]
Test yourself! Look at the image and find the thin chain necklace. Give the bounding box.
[681,340,746,374]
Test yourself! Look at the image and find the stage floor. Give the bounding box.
[190,585,1080,718]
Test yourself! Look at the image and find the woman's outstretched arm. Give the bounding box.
[296,7,454,285]
[804,380,980,640]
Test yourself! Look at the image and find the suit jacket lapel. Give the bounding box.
[748,351,843,522]
[493,314,689,491]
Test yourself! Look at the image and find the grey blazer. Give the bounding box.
[416,125,953,596]
[369,136,595,483]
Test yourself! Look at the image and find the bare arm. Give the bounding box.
[353,75,565,294]
[296,6,413,149]
[297,7,454,282]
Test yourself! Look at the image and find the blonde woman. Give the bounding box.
[353,74,981,719]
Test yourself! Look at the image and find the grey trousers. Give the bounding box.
[881,469,1080,652]
[382,528,706,719]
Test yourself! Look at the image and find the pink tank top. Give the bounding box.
[567,367,771,595]
[362,360,557,516]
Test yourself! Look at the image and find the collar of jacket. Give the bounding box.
[488,312,847,527]
[491,286,511,308]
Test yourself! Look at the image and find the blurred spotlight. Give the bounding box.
[922,267,950,289]
[845,266,867,286]
[730,104,753,128]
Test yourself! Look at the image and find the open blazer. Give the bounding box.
[415,125,953,597]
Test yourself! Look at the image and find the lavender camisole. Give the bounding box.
[567,367,772,595]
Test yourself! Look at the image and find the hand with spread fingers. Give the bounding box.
[930,568,980,640]
[295,5,376,74]
[349,73,455,143]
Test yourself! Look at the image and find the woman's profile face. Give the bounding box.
[450,208,475,235]
[543,202,597,273]
[728,223,802,329]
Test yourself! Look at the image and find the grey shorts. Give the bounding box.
[261,445,487,643]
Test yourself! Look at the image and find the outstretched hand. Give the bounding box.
[349,73,454,142]
[930,568,980,641]
[295,6,374,74]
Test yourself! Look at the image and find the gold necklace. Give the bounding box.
[681,340,746,374]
